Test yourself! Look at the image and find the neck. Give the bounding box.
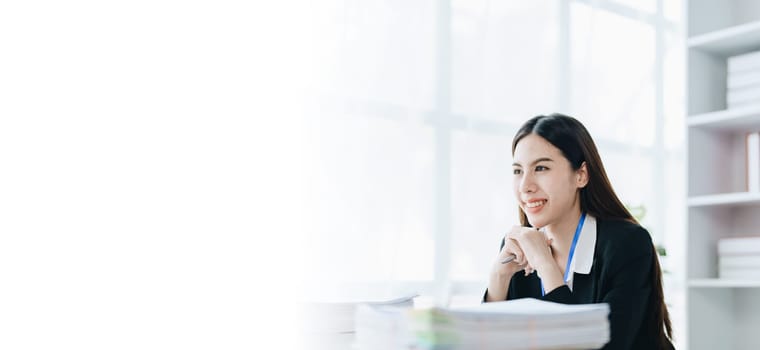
[544,205,583,259]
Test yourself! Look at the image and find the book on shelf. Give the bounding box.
[748,132,760,192]
[726,50,760,109]
[718,236,760,255]
[728,69,760,89]
[719,267,760,280]
[728,50,760,74]
[720,254,760,268]
[718,236,760,280]
[727,86,760,108]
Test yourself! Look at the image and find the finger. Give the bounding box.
[509,225,534,239]
[512,225,539,237]
[508,238,526,264]
[500,255,517,264]
[506,225,522,239]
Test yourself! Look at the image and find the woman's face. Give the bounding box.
[512,133,586,229]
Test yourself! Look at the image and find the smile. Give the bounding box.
[525,200,547,208]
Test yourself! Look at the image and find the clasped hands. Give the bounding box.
[495,226,554,277]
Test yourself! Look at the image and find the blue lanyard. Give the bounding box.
[541,212,587,296]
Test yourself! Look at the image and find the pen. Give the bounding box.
[501,255,517,264]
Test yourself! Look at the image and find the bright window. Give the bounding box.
[305,0,685,314]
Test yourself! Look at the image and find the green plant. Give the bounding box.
[625,203,667,257]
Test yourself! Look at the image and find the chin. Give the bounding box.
[525,215,547,228]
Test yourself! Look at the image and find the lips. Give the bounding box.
[525,200,546,208]
[522,199,547,213]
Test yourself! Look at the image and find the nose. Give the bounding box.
[519,172,536,194]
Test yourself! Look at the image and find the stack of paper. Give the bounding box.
[299,293,417,350]
[354,302,414,350]
[719,237,760,279]
[405,298,610,350]
[727,50,760,109]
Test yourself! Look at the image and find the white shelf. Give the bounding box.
[686,4,760,350]
[688,192,760,207]
[688,20,760,56]
[687,105,760,131]
[689,279,760,288]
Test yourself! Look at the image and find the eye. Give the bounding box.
[513,168,522,175]
[535,165,549,171]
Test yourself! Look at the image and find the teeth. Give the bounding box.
[526,200,545,208]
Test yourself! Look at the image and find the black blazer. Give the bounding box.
[485,218,674,350]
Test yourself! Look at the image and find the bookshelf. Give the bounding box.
[687,192,760,207]
[687,1,760,349]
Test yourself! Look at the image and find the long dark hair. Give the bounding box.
[512,113,673,349]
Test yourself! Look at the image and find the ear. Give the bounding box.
[576,161,589,188]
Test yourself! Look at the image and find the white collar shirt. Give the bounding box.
[565,214,597,291]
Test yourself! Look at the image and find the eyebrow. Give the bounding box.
[512,157,554,167]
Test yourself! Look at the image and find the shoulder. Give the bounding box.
[596,217,653,246]
[595,217,654,260]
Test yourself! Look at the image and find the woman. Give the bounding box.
[484,114,674,350]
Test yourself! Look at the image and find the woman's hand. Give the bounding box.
[490,229,527,279]
[485,230,528,301]
[509,226,565,292]
[508,226,554,271]
[485,226,554,302]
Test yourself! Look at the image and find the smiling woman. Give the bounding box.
[484,114,674,350]
[512,135,586,231]
[299,0,685,348]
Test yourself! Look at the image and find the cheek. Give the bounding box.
[512,176,521,192]
[541,177,566,200]
[549,180,577,204]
